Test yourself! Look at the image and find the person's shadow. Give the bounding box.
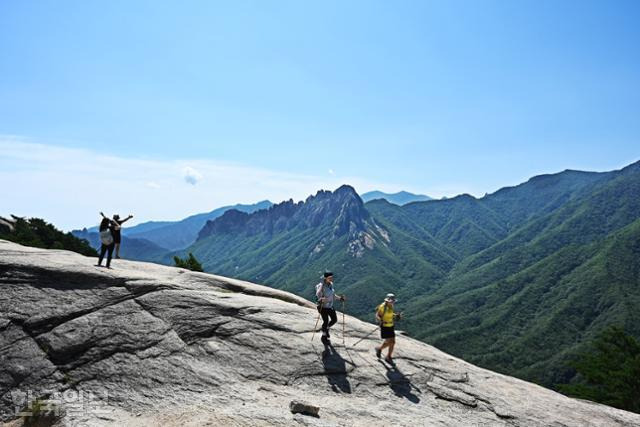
[321,341,353,393]
[379,360,421,403]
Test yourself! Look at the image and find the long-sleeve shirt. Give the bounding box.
[315,282,337,309]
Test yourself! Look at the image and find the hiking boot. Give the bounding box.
[375,347,381,358]
[385,356,394,364]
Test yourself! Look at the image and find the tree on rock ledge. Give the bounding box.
[173,252,204,272]
[0,216,97,257]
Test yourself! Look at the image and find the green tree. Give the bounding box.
[1,216,97,257]
[173,252,204,272]
[558,326,640,413]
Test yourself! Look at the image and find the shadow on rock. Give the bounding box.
[322,342,352,394]
[379,360,421,403]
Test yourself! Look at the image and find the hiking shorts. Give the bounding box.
[381,326,395,339]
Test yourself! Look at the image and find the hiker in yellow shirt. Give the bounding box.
[375,293,401,363]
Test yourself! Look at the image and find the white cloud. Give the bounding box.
[183,167,203,185]
[328,169,335,175]
[0,136,392,231]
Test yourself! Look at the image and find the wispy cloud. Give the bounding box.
[0,136,389,231]
[183,167,203,185]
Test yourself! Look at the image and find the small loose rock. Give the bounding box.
[289,400,319,417]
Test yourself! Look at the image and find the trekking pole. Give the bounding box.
[341,299,346,347]
[352,325,380,347]
[310,310,321,342]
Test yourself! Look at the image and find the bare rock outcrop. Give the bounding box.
[1,240,639,426]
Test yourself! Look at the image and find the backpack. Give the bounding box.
[316,283,324,313]
[100,228,113,245]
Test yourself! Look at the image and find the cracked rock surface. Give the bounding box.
[1,240,639,426]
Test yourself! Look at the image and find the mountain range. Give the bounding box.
[72,192,427,258]
[361,190,432,205]
[169,160,640,391]
[65,162,640,393]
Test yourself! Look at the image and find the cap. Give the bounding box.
[384,293,396,302]
[323,272,334,278]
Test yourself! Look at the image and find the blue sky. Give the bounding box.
[1,1,639,230]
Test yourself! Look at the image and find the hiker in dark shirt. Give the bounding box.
[100,212,133,259]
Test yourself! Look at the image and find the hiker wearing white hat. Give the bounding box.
[374,293,402,363]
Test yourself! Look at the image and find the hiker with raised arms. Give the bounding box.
[100,212,133,259]
[315,272,345,344]
[375,293,402,364]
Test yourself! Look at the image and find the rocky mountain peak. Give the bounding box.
[198,209,251,236]
[300,185,370,237]
[198,186,372,241]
